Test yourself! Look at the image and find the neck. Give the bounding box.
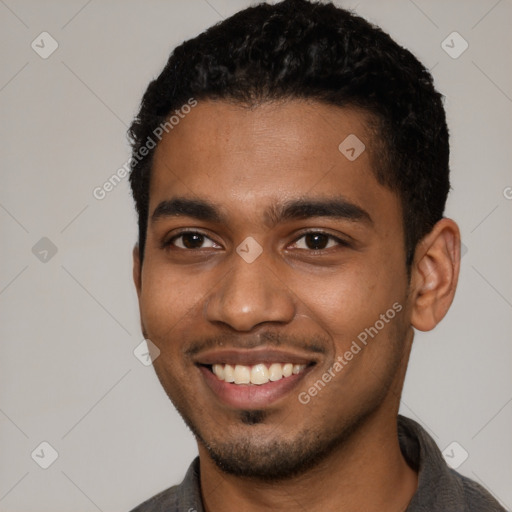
[198,408,417,512]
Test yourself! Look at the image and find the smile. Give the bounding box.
[210,362,307,385]
[194,349,318,409]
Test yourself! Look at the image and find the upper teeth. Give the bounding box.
[212,363,307,385]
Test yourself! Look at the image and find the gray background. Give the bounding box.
[1,0,511,510]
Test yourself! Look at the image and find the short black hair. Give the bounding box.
[128,0,449,267]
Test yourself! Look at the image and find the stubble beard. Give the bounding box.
[153,319,410,481]
[195,405,378,481]
[173,376,397,482]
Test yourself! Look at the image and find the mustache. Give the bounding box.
[184,331,329,358]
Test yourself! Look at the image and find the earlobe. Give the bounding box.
[132,244,142,298]
[410,218,461,332]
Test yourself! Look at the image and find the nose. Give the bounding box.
[204,254,296,332]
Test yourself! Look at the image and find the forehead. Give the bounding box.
[149,99,399,228]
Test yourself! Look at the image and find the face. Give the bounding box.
[134,99,414,479]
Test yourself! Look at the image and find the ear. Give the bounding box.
[132,244,149,338]
[132,244,142,299]
[409,218,461,332]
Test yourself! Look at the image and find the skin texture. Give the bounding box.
[133,99,460,512]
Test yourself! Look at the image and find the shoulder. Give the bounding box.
[129,484,180,512]
[397,416,507,512]
[454,470,507,512]
[128,458,202,512]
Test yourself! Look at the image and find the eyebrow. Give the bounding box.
[150,197,373,227]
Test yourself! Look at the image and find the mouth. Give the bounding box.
[207,362,308,385]
[195,349,318,409]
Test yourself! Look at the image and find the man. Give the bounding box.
[127,0,505,510]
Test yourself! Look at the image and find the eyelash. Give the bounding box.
[162,230,350,252]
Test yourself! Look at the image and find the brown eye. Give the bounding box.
[304,233,330,250]
[291,232,345,251]
[167,231,219,250]
[183,233,205,248]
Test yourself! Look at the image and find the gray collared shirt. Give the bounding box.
[130,415,507,511]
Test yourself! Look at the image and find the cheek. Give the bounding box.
[139,263,202,340]
[291,256,406,344]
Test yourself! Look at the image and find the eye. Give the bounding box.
[290,232,348,251]
[165,231,221,250]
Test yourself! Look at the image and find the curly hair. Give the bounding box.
[128,0,450,267]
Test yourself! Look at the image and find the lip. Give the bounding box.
[194,348,319,409]
[199,364,315,409]
[194,348,316,366]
